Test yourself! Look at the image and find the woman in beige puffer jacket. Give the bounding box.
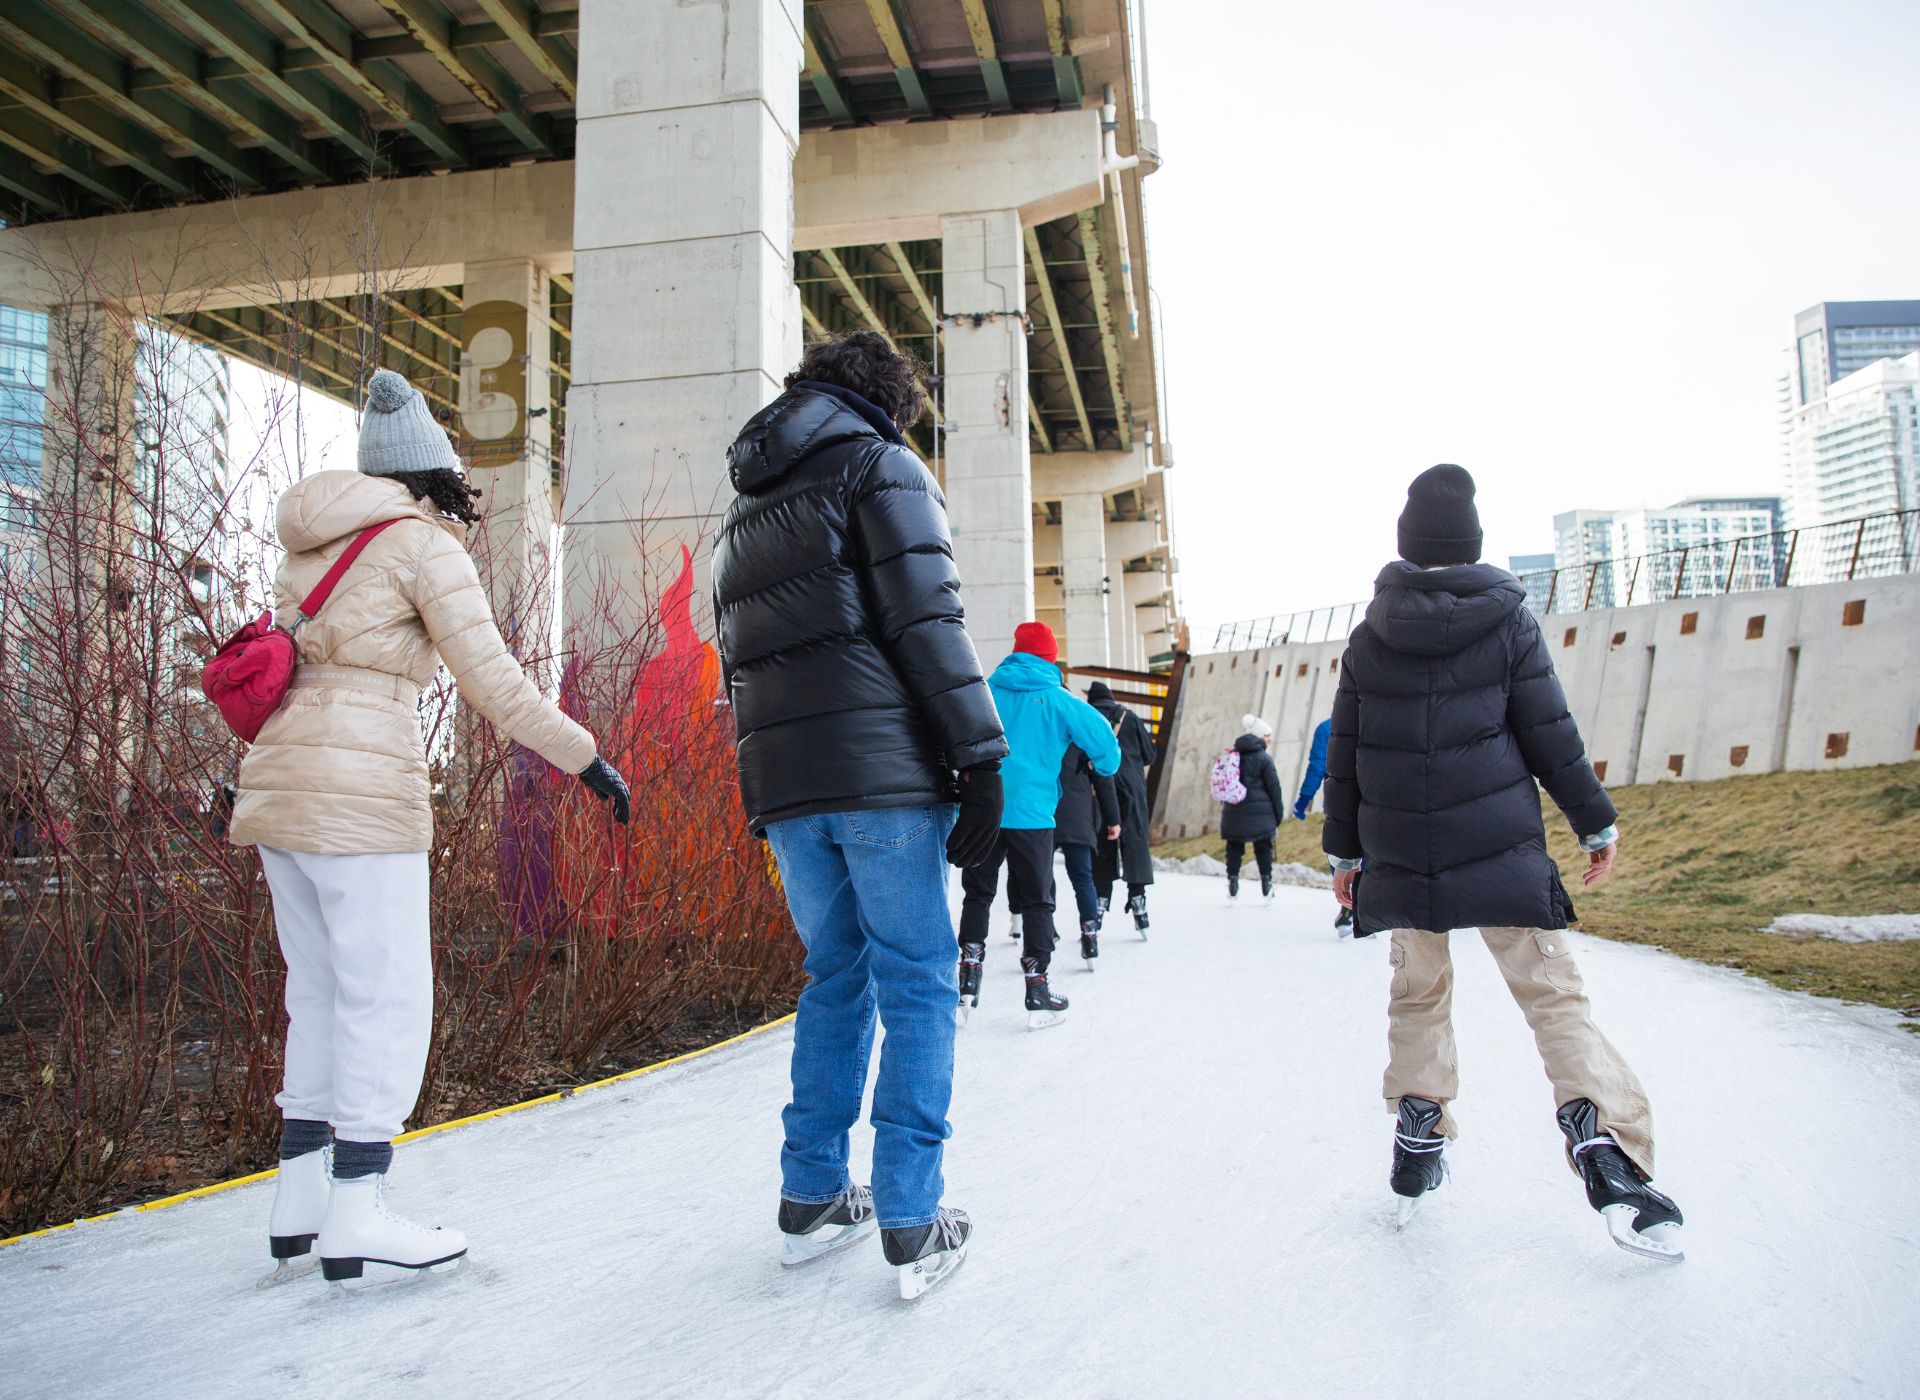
[234,369,630,1283]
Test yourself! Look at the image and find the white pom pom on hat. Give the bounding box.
[358,368,461,476]
[1242,713,1273,739]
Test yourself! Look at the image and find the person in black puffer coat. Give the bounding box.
[712,331,1006,1279]
[1323,464,1680,1258]
[1220,716,1285,903]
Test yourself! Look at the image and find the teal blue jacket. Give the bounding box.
[987,652,1122,828]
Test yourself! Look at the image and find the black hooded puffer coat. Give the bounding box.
[1322,561,1615,935]
[713,386,1009,832]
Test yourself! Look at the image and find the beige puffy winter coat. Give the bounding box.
[229,470,594,855]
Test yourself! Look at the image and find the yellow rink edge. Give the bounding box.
[0,1012,797,1251]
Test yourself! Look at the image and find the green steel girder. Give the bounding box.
[1024,222,1093,450]
[0,42,197,196]
[0,106,138,206]
[244,0,468,164]
[0,8,263,190]
[802,13,853,125]
[861,0,931,116]
[1075,207,1131,450]
[469,0,576,99]
[149,0,382,164]
[957,0,1011,111]
[46,0,324,179]
[374,0,550,155]
[1039,0,1082,106]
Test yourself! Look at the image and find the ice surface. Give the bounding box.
[1153,853,1332,888]
[1764,912,1920,943]
[3,873,1918,1400]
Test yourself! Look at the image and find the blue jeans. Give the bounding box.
[1059,842,1098,925]
[764,804,960,1229]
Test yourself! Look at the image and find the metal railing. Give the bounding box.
[1211,507,1919,652]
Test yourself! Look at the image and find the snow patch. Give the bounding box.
[1762,913,1920,943]
[1153,854,1332,889]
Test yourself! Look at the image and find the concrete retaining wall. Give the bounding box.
[1158,573,1920,842]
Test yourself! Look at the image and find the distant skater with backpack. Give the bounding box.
[1213,715,1285,905]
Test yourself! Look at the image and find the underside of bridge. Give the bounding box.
[0,0,1178,671]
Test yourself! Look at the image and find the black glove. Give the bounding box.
[578,755,632,824]
[946,762,1002,868]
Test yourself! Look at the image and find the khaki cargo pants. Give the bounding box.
[1383,927,1655,1176]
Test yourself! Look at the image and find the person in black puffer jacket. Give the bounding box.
[1220,715,1285,903]
[712,331,1006,1284]
[1323,464,1681,1259]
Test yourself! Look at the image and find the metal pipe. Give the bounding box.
[1100,84,1140,339]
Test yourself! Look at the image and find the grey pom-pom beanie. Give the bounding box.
[358,369,461,476]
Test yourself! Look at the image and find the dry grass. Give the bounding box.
[1157,761,1920,1023]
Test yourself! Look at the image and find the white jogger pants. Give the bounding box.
[259,845,433,1143]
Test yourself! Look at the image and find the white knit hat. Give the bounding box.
[1242,713,1274,740]
[358,369,461,476]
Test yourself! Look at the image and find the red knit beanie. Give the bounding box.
[1012,621,1058,663]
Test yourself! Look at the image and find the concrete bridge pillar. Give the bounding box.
[1060,490,1111,667]
[940,209,1032,668]
[460,258,554,651]
[562,0,801,640]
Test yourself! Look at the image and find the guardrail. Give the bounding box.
[1211,506,1919,652]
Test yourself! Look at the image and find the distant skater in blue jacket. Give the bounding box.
[1294,718,1353,931]
[958,622,1121,1029]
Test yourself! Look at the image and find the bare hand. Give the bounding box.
[1333,866,1359,909]
[1107,825,1122,842]
[1582,840,1617,888]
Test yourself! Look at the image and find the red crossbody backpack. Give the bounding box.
[202,519,400,742]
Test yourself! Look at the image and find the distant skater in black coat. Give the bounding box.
[1088,681,1156,933]
[1220,715,1285,904]
[1053,744,1120,966]
[1322,464,1683,1262]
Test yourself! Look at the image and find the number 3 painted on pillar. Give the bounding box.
[461,325,519,441]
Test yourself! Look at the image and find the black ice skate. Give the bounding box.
[956,942,984,1027]
[1390,1095,1450,1229]
[1334,905,1354,936]
[1080,919,1100,969]
[1096,895,1110,923]
[881,1206,972,1301]
[1556,1099,1684,1262]
[778,1184,876,1266]
[1128,893,1150,938]
[1022,957,1068,1030]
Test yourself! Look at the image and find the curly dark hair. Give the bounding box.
[386,467,483,525]
[786,329,929,430]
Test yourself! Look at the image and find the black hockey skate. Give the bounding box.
[1334,905,1354,935]
[881,1206,972,1301]
[1390,1096,1450,1229]
[1079,920,1099,969]
[778,1184,876,1266]
[1022,957,1068,1030]
[956,942,984,1027]
[1556,1099,1684,1262]
[1096,894,1110,925]
[1128,893,1150,938]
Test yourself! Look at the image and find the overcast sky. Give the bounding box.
[1145,0,1920,640]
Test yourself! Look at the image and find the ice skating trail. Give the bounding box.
[4,872,1918,1400]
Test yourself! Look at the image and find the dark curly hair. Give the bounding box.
[386,467,483,526]
[786,329,929,430]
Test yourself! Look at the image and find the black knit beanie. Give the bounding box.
[1397,464,1482,566]
[1086,680,1114,704]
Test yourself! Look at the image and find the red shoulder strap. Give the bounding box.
[296,518,402,619]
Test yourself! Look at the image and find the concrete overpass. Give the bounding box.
[0,0,1178,669]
